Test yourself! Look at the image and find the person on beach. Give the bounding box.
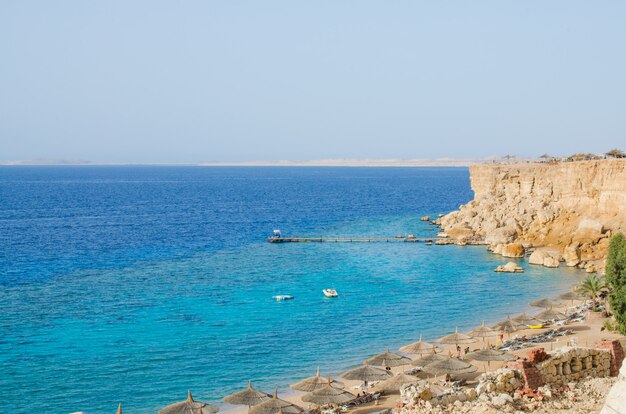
[456,345,461,358]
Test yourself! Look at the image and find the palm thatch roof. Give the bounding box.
[558,290,586,301]
[341,363,392,382]
[606,149,626,158]
[117,404,122,414]
[411,353,448,367]
[529,298,563,309]
[375,373,420,393]
[535,308,567,322]
[223,381,272,407]
[364,348,412,367]
[300,380,355,405]
[399,335,440,355]
[512,313,545,326]
[539,153,554,159]
[159,391,220,414]
[422,356,477,375]
[290,368,344,392]
[248,389,303,414]
[466,349,515,362]
[468,321,498,338]
[492,317,527,333]
[437,327,477,345]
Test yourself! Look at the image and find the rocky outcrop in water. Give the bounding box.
[438,160,626,273]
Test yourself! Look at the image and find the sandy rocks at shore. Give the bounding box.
[495,262,524,273]
[437,160,626,273]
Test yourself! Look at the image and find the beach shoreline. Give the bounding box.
[220,259,606,414]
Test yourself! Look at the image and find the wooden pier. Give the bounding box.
[267,236,437,243]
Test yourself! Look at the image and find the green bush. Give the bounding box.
[606,233,626,334]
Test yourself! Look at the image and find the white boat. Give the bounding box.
[273,295,294,301]
[323,289,339,298]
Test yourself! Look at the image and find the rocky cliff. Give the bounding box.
[438,159,626,273]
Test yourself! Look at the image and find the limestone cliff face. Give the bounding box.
[438,160,626,272]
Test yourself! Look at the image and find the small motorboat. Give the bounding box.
[273,295,294,301]
[323,289,339,298]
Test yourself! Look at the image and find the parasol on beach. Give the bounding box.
[411,352,448,367]
[467,348,516,372]
[421,356,477,376]
[301,379,355,405]
[469,321,498,342]
[248,389,303,414]
[492,316,527,334]
[535,307,567,322]
[529,298,563,309]
[512,313,545,326]
[290,368,344,392]
[117,404,122,414]
[437,327,477,345]
[365,348,412,367]
[223,381,272,408]
[375,373,420,393]
[399,335,440,355]
[341,363,392,385]
[159,390,220,414]
[559,290,586,302]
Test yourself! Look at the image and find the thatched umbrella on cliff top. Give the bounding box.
[301,379,355,405]
[223,381,271,408]
[421,356,477,376]
[399,335,440,356]
[248,389,303,414]
[529,298,563,309]
[365,348,412,367]
[290,368,344,392]
[375,373,420,394]
[437,327,477,345]
[535,307,567,322]
[159,391,220,414]
[341,363,392,386]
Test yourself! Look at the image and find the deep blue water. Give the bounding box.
[0,167,583,414]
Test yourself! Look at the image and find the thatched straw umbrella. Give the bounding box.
[558,290,586,304]
[399,335,440,355]
[437,327,477,346]
[117,403,122,414]
[159,390,220,414]
[248,389,303,414]
[223,381,271,409]
[492,317,526,334]
[466,349,515,372]
[365,348,412,367]
[341,363,392,387]
[290,368,344,392]
[301,379,355,405]
[422,356,477,376]
[512,313,545,326]
[529,298,563,309]
[375,373,420,394]
[535,308,567,322]
[411,352,448,367]
[468,321,498,346]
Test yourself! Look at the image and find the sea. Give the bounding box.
[0,166,584,413]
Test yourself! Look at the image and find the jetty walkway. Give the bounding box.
[267,236,438,243]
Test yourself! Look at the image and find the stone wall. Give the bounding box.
[536,347,612,384]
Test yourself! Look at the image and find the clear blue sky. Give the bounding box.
[1,1,625,163]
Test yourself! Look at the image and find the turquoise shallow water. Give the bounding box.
[0,167,584,413]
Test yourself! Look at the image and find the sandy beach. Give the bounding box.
[221,277,625,414]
